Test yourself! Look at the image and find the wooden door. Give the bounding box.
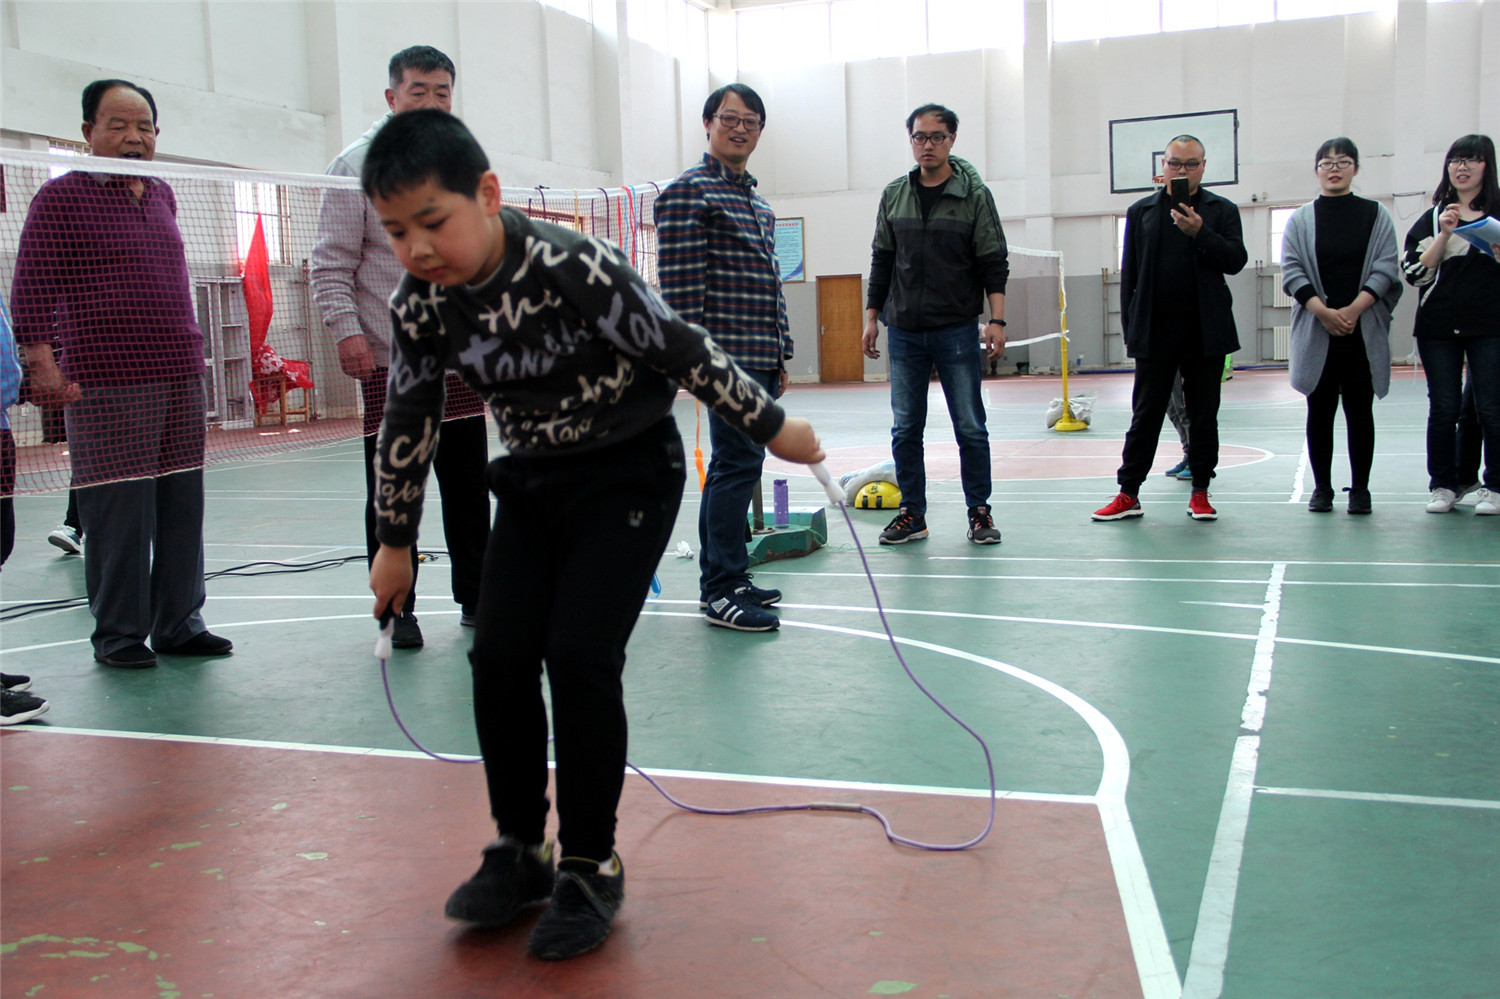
[817,274,865,383]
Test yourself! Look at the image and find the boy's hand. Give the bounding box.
[766,417,824,465]
[370,543,414,621]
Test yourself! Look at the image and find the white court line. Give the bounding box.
[643,609,1183,999]
[1182,562,1285,999]
[1255,786,1500,811]
[2,726,1092,804]
[1289,446,1309,503]
[926,555,1500,569]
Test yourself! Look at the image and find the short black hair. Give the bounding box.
[702,83,766,125]
[1432,133,1499,214]
[362,109,488,201]
[1314,136,1359,167]
[906,104,957,135]
[1167,134,1204,155]
[82,79,158,126]
[388,45,456,90]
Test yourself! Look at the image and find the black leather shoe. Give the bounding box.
[95,643,158,669]
[391,613,424,648]
[1307,486,1334,513]
[1346,487,1372,515]
[155,632,234,656]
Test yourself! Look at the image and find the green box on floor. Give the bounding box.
[746,508,827,566]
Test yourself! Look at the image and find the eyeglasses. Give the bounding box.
[1316,159,1356,172]
[1448,157,1480,169]
[1164,159,1202,170]
[910,132,952,147]
[712,113,762,132]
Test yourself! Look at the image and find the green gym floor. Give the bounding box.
[2,370,1497,999]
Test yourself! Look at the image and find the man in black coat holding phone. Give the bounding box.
[1094,134,1247,523]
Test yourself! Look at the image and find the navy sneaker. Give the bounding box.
[967,505,1001,544]
[1,689,50,726]
[698,579,781,610]
[1164,459,1188,478]
[704,593,779,632]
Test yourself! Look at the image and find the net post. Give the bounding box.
[1052,257,1087,432]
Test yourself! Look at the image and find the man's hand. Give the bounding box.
[982,322,1006,360]
[1171,203,1204,238]
[370,543,414,621]
[338,335,377,381]
[22,344,81,407]
[777,369,790,398]
[766,417,824,465]
[861,316,882,359]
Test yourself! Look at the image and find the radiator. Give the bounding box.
[1272,325,1291,361]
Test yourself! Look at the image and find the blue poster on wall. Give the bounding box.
[774,217,805,283]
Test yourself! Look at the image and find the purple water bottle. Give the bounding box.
[772,478,790,527]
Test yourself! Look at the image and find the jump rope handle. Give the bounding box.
[809,462,845,507]
[375,607,396,660]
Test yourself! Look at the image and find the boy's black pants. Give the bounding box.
[469,417,686,862]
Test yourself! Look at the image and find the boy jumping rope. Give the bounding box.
[363,110,823,960]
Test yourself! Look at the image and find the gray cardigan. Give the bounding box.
[309,115,404,352]
[1280,197,1402,398]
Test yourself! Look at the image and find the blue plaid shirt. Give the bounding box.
[655,154,791,370]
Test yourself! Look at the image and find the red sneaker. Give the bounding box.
[1188,490,1217,521]
[1093,493,1143,521]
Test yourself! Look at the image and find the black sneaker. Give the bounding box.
[698,579,782,610]
[95,643,157,669]
[1,673,32,692]
[528,855,625,961]
[879,508,928,545]
[459,605,478,627]
[392,613,424,648]
[1,689,50,726]
[444,839,555,926]
[1307,486,1334,513]
[1346,487,1372,515]
[967,505,1001,544]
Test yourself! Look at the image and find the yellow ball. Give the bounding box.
[855,481,902,509]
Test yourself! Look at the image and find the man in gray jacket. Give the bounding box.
[311,45,490,647]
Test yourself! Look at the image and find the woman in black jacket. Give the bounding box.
[1402,134,1500,515]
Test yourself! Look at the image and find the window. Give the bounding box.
[742,0,1021,72]
[1269,206,1297,264]
[47,140,88,180]
[626,0,706,56]
[233,181,288,264]
[1055,0,1389,42]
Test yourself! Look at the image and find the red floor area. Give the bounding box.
[2,730,1143,998]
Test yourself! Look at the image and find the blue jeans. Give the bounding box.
[699,367,781,601]
[887,321,991,514]
[1417,336,1500,491]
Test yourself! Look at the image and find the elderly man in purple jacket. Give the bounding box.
[11,79,230,669]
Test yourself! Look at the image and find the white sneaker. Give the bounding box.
[1425,488,1457,513]
[47,524,83,554]
[1474,488,1499,516]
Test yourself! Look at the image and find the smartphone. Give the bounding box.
[1170,177,1190,206]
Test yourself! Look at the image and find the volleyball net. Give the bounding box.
[0,148,1064,496]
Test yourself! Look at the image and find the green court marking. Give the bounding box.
[749,937,767,942]
[169,842,202,850]
[296,852,329,861]
[10,785,29,791]
[117,942,149,954]
[271,802,288,810]
[869,983,917,995]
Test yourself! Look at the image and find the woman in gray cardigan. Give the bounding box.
[1281,137,1403,514]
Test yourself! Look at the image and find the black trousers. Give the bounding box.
[1118,347,1225,494]
[1306,332,1375,491]
[361,374,490,613]
[469,418,685,862]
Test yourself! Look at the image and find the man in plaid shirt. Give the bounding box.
[656,83,793,633]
